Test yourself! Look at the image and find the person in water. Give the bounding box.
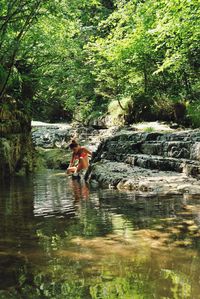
[66,140,92,176]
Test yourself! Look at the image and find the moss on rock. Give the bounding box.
[0,133,34,178]
[0,98,34,179]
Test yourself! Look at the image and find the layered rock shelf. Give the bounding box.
[87,128,200,196]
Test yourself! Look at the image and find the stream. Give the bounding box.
[0,170,200,298]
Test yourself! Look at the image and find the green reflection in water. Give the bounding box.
[0,171,200,298]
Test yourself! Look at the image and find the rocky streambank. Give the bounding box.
[31,121,200,196]
[31,121,118,169]
[86,127,200,197]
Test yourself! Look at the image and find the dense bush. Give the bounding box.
[0,0,199,126]
[187,101,200,128]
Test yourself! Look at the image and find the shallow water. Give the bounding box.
[0,170,200,299]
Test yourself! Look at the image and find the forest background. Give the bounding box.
[0,0,199,127]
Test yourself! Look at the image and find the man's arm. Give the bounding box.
[76,159,85,173]
[69,153,75,167]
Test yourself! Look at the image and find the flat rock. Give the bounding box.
[87,160,200,196]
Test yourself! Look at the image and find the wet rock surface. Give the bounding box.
[86,127,200,196]
[31,121,115,150]
[87,160,200,196]
[31,121,123,152]
[31,121,73,148]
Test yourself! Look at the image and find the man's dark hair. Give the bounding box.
[69,139,79,149]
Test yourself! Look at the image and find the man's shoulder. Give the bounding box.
[80,146,87,151]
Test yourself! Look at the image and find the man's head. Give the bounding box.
[69,140,79,153]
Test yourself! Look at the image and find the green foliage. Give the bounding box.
[187,101,200,128]
[161,269,191,299]
[35,148,70,170]
[107,97,131,125]
[144,127,155,133]
[86,0,200,124]
[0,0,199,125]
[0,65,6,89]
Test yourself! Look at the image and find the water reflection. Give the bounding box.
[33,172,75,217]
[0,170,200,298]
[70,178,90,201]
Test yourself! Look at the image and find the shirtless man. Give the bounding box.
[66,140,92,176]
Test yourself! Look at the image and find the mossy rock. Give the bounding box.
[0,105,31,135]
[0,133,34,178]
